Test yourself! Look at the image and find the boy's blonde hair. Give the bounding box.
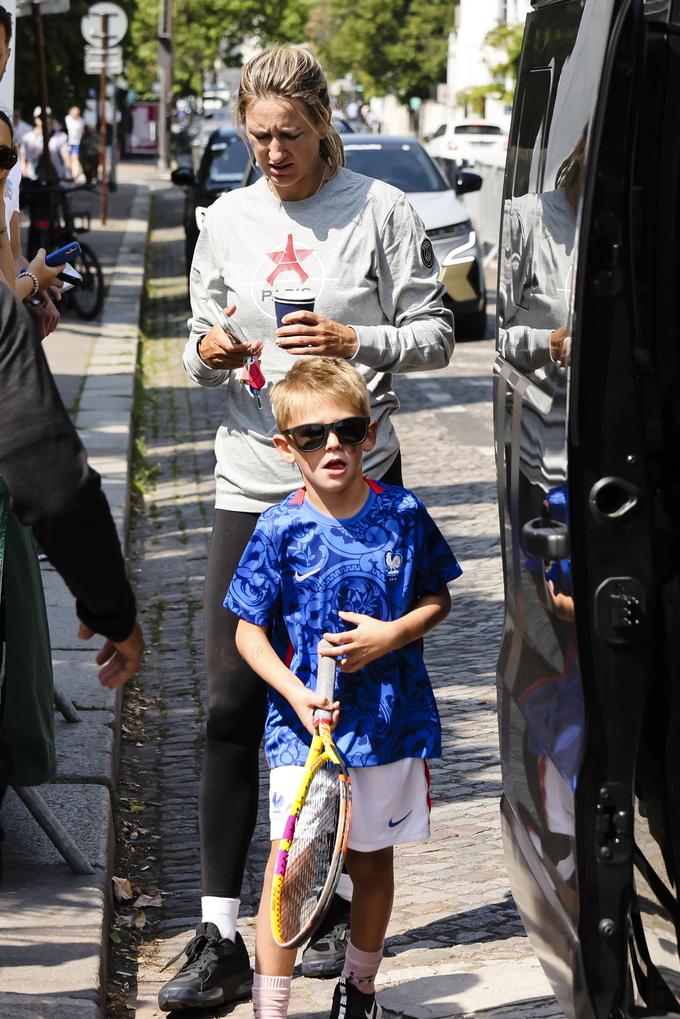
[237,46,345,175]
[270,358,370,432]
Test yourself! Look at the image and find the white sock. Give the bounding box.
[201,895,239,941]
[336,873,353,902]
[253,973,292,1019]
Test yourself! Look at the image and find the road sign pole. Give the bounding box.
[31,1,54,184]
[98,12,108,223]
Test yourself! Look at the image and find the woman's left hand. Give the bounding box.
[276,311,358,358]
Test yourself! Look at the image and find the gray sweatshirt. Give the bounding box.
[184,167,455,512]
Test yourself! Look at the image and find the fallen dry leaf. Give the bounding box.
[112,876,133,902]
[133,892,162,908]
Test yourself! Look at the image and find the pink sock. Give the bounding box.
[341,940,384,995]
[252,973,292,1019]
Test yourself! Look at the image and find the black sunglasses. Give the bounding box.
[284,416,370,452]
[0,145,17,170]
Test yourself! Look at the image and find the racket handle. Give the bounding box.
[315,639,337,722]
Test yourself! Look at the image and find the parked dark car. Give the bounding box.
[495,0,680,1016]
[242,134,487,336]
[171,126,249,272]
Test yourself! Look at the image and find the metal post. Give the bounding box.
[31,2,53,182]
[109,79,118,191]
[98,13,109,224]
[157,0,173,170]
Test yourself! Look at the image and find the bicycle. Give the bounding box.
[22,179,105,321]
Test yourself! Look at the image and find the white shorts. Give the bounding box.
[269,758,431,852]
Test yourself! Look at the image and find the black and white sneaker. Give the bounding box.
[330,976,382,1019]
[157,923,252,1012]
[301,892,350,977]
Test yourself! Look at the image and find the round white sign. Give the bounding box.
[81,2,128,47]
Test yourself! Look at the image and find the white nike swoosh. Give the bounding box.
[294,567,322,582]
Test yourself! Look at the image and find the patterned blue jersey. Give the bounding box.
[226,480,462,768]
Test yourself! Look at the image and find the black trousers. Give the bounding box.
[199,453,403,896]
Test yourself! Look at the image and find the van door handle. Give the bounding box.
[521,518,570,561]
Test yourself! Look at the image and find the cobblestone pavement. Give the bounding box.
[110,187,564,1019]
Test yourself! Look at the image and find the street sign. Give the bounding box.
[15,0,69,16]
[85,43,122,60]
[81,2,128,46]
[85,48,123,75]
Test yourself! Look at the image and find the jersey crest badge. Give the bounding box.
[385,550,402,577]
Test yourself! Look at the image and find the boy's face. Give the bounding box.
[273,398,377,503]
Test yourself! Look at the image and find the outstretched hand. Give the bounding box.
[78,621,145,689]
[322,611,397,673]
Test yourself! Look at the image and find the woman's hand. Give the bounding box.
[198,303,263,369]
[322,611,398,673]
[276,311,358,358]
[28,248,66,291]
[288,683,340,736]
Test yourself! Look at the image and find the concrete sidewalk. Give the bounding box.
[0,161,158,1018]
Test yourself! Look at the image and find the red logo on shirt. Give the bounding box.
[266,233,313,286]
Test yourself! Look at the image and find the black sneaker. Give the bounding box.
[330,976,382,1019]
[301,892,351,978]
[157,923,252,1012]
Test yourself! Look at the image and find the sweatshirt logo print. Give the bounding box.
[266,234,313,286]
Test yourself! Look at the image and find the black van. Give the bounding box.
[495,0,680,1016]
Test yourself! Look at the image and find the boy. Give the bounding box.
[226,358,461,1019]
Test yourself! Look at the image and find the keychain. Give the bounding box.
[240,356,265,408]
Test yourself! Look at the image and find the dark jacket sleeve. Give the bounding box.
[0,287,136,642]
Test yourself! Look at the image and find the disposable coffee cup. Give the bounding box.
[273,287,316,328]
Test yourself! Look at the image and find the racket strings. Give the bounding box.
[279,761,341,943]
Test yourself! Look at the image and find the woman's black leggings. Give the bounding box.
[199,453,403,897]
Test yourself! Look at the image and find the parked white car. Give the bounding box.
[424,119,507,169]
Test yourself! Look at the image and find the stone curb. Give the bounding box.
[0,183,151,1017]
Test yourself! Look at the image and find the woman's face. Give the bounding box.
[244,97,327,201]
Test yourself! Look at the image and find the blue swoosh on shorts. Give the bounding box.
[388,810,412,828]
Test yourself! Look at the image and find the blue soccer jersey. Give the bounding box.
[225,480,462,768]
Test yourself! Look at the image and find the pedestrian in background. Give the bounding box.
[65,104,84,180]
[0,6,60,335]
[158,43,454,1013]
[227,357,461,1019]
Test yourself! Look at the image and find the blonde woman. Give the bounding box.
[159,45,454,1013]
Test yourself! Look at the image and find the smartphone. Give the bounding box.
[207,297,248,344]
[59,263,82,286]
[45,241,81,267]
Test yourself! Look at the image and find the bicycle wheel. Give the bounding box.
[71,241,104,320]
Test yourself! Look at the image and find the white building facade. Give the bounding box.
[447,0,532,125]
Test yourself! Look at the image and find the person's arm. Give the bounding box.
[320,587,451,674]
[275,194,455,372]
[182,204,261,387]
[11,213,61,340]
[0,195,15,290]
[0,287,143,685]
[347,194,454,373]
[236,619,339,735]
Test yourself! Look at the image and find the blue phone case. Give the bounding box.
[45,242,81,267]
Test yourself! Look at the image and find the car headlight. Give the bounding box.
[427,220,472,241]
[441,228,477,265]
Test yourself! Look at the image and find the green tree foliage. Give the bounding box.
[311,0,456,102]
[127,0,314,99]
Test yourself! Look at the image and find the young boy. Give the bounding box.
[225,358,461,1019]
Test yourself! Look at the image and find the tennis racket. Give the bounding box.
[270,640,352,949]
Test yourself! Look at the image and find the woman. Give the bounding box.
[158,46,454,1013]
[0,110,64,302]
